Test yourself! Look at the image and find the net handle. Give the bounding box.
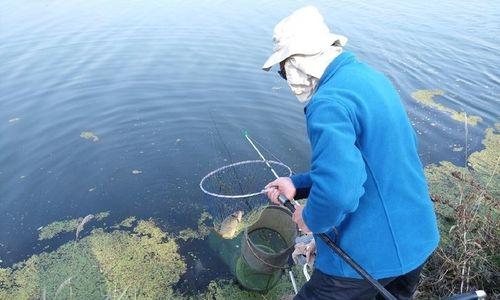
[199,160,292,199]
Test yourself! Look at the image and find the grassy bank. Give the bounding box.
[418,126,499,298]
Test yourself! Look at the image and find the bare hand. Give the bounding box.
[292,204,311,234]
[265,177,296,205]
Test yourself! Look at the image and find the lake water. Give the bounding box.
[1,0,499,293]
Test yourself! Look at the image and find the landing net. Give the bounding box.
[199,160,292,199]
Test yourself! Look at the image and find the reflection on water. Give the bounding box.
[0,0,499,294]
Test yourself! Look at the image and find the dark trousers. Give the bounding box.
[294,263,424,300]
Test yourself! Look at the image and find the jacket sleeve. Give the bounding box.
[290,173,312,199]
[302,99,367,233]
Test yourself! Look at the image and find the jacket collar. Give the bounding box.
[304,51,355,114]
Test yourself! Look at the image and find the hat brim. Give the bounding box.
[262,48,291,71]
[261,33,347,71]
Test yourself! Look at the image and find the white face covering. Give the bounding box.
[284,59,319,103]
[284,45,344,103]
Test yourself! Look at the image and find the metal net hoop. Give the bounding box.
[199,160,292,199]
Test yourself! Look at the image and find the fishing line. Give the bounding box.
[209,110,246,196]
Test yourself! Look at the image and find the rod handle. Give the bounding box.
[278,194,296,212]
[445,290,487,300]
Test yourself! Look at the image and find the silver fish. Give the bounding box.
[76,214,94,240]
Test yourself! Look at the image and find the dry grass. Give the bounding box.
[418,123,499,298]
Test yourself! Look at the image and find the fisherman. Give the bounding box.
[263,6,440,300]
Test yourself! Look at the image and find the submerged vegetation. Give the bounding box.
[411,90,482,125]
[419,125,499,298]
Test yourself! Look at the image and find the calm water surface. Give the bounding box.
[1,0,499,292]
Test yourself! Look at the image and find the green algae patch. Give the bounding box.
[0,238,107,299]
[468,127,500,198]
[113,216,137,228]
[38,211,109,241]
[178,212,213,241]
[95,211,110,221]
[178,228,200,241]
[1,218,186,299]
[411,89,482,125]
[89,220,185,299]
[38,218,81,240]
[80,131,99,142]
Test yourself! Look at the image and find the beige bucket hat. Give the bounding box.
[262,6,347,71]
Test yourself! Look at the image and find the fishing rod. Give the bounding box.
[244,131,396,300]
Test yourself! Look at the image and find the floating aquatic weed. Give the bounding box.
[95,211,110,221]
[38,218,81,241]
[178,228,200,241]
[0,218,186,299]
[467,126,500,198]
[75,214,94,240]
[80,131,99,142]
[113,216,136,228]
[54,276,72,299]
[411,90,482,125]
[178,212,213,241]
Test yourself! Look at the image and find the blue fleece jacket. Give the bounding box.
[290,51,439,279]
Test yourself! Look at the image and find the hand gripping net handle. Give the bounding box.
[199,160,292,199]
